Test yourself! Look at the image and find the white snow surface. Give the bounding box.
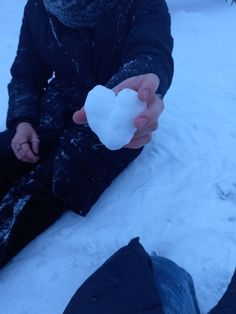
[0,0,236,313]
[84,85,146,150]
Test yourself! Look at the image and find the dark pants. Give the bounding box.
[0,126,142,267]
[0,128,64,267]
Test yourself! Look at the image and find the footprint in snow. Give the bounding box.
[214,182,236,204]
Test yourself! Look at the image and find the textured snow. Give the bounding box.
[0,0,236,313]
[84,85,146,150]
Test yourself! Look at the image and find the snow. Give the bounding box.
[0,0,236,313]
[84,85,146,150]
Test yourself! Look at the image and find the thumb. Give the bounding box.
[73,107,87,124]
[31,139,39,155]
[30,131,40,155]
[137,73,160,102]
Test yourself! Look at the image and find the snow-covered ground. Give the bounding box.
[0,0,236,313]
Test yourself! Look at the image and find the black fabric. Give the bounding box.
[63,238,164,314]
[208,269,236,314]
[0,129,64,267]
[0,194,65,268]
[52,124,142,215]
[7,0,173,129]
[1,125,139,209]
[0,126,141,215]
[0,127,142,266]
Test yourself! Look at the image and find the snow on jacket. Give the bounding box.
[6,0,174,130]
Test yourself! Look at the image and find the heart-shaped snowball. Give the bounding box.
[84,85,147,150]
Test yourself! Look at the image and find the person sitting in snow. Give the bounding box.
[0,0,173,267]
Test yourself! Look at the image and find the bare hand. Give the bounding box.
[11,122,40,163]
[73,73,164,149]
[113,73,164,149]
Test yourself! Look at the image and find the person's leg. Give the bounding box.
[0,152,66,268]
[0,128,65,267]
[0,194,65,267]
[151,254,201,314]
[208,268,236,314]
[51,124,143,215]
[0,130,34,199]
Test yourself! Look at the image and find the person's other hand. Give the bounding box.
[73,73,164,149]
[11,122,40,163]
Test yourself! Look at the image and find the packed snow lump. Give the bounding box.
[84,85,147,150]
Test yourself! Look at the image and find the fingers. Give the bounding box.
[11,124,40,163]
[11,141,39,163]
[125,122,157,149]
[113,75,141,94]
[11,135,40,163]
[134,121,158,138]
[125,133,152,149]
[73,108,87,124]
[31,137,40,155]
[19,142,39,163]
[137,74,160,102]
[126,94,163,149]
[135,94,164,131]
[113,73,160,102]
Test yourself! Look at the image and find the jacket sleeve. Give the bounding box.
[6,2,52,130]
[106,0,174,97]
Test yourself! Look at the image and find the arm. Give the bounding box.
[74,0,173,149]
[7,1,52,130]
[106,0,174,97]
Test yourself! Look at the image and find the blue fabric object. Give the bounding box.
[151,255,201,314]
[63,239,202,314]
[63,238,164,314]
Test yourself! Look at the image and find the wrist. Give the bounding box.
[16,122,32,131]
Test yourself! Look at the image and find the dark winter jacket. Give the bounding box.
[63,238,164,314]
[7,0,173,130]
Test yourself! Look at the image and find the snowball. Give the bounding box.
[84,85,147,150]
